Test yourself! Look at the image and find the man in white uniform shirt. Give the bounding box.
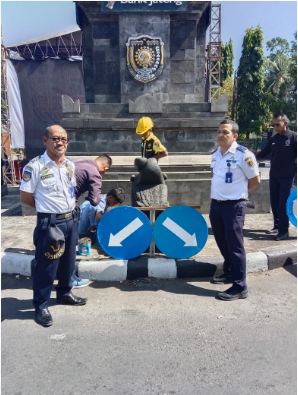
[210,119,260,301]
[20,125,87,327]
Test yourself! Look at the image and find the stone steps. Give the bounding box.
[73,111,225,119]
[103,170,212,181]
[62,117,224,130]
[107,165,211,172]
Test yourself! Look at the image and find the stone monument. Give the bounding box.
[61,1,228,155]
[131,157,169,207]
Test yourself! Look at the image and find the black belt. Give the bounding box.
[212,199,246,203]
[38,210,74,219]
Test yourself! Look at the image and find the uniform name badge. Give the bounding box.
[226,162,233,183]
[70,186,75,198]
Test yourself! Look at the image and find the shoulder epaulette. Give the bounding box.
[211,148,218,154]
[237,145,248,153]
[29,155,41,164]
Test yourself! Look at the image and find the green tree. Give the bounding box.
[220,76,234,118]
[220,38,234,86]
[290,32,297,102]
[265,54,293,99]
[237,26,265,139]
[266,37,290,61]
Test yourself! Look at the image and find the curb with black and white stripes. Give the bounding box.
[2,244,296,281]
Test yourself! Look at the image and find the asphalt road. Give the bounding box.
[2,266,297,395]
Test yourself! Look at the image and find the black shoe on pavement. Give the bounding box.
[218,286,248,301]
[275,232,289,241]
[57,292,87,306]
[211,273,232,284]
[35,308,53,327]
[266,227,278,234]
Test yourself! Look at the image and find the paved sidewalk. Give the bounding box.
[1,188,296,280]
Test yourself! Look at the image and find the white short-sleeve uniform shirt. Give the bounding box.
[210,142,259,201]
[20,151,76,214]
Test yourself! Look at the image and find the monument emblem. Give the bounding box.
[126,35,164,83]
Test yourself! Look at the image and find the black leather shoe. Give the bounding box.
[57,292,87,306]
[35,308,53,327]
[276,232,289,241]
[266,227,278,234]
[211,273,232,284]
[218,286,248,301]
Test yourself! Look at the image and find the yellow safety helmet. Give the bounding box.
[136,117,154,135]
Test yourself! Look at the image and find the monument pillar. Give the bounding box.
[61,1,228,155]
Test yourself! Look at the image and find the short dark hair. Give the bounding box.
[219,119,239,135]
[273,113,289,122]
[107,188,125,204]
[96,154,112,168]
[45,126,52,137]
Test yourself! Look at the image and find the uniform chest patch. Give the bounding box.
[41,173,54,180]
[66,162,72,171]
[147,143,152,149]
[285,139,291,146]
[40,166,50,174]
[25,166,33,172]
[22,171,32,182]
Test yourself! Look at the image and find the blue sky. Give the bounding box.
[1,1,297,69]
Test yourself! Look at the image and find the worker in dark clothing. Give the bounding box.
[74,154,112,206]
[136,117,168,160]
[256,113,297,240]
[70,154,112,288]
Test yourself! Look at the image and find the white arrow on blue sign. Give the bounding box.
[153,206,208,259]
[286,187,297,228]
[97,206,152,259]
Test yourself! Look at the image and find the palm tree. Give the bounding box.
[265,54,293,99]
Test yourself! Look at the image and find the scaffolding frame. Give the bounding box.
[1,31,17,185]
[206,4,221,102]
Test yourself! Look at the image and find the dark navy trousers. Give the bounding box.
[33,213,77,310]
[269,176,294,234]
[209,199,247,290]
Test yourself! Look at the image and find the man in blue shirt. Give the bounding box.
[78,188,125,241]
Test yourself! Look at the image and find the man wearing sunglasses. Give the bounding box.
[20,125,87,327]
[256,113,297,240]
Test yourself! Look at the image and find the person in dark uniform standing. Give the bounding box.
[256,113,297,240]
[20,125,87,327]
[136,117,168,160]
[210,119,260,301]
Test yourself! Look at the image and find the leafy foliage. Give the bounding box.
[220,76,234,118]
[266,37,290,61]
[220,39,234,86]
[237,26,265,139]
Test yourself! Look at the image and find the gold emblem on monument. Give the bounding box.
[126,35,164,83]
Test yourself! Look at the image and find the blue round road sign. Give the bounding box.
[286,187,297,228]
[153,206,208,259]
[97,206,152,259]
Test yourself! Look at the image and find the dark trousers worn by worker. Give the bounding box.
[269,176,294,234]
[209,199,247,290]
[33,213,77,310]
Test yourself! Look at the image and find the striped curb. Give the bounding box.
[1,245,296,281]
[258,163,271,168]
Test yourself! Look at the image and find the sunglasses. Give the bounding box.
[272,123,281,127]
[47,137,68,143]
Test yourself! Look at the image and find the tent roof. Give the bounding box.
[6,27,81,48]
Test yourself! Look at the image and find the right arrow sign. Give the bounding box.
[162,217,197,247]
[153,206,208,259]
